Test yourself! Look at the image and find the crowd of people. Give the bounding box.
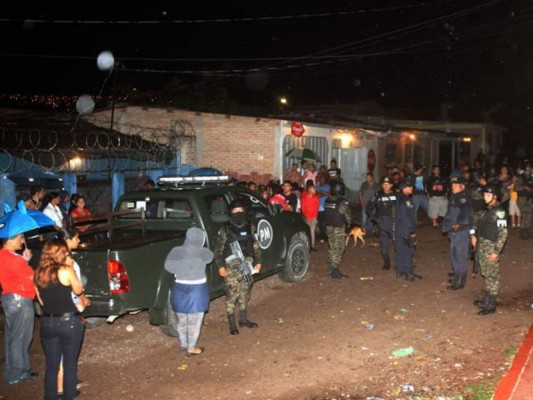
[18,186,93,233]
[0,228,89,399]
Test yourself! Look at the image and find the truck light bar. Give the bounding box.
[158,175,230,185]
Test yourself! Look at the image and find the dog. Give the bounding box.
[345,226,366,247]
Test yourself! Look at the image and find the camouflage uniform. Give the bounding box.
[473,201,508,314]
[324,195,351,278]
[214,223,262,315]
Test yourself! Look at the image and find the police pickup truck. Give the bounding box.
[67,175,310,336]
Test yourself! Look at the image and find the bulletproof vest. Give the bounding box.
[324,197,345,227]
[478,204,506,242]
[223,222,254,259]
[375,190,397,217]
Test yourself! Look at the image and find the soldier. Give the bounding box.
[366,176,397,270]
[442,176,473,290]
[324,181,351,279]
[471,185,508,315]
[395,180,421,281]
[215,199,263,335]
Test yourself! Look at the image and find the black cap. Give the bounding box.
[380,176,392,184]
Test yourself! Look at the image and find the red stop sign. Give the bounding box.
[367,149,376,172]
[290,122,305,137]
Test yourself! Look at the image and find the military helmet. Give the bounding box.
[482,184,500,198]
[229,198,247,211]
[330,182,346,196]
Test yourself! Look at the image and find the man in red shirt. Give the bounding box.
[0,234,38,385]
[301,181,320,250]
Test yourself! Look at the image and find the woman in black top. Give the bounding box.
[35,239,85,400]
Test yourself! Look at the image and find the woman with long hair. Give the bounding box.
[35,239,86,400]
[69,196,92,232]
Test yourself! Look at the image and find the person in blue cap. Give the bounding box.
[442,176,473,290]
[395,179,421,281]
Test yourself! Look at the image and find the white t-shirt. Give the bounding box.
[43,203,64,228]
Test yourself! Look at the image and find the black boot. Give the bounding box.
[382,255,391,270]
[330,269,346,280]
[478,295,497,315]
[473,292,488,309]
[447,274,466,290]
[238,310,258,328]
[227,313,239,335]
[404,272,423,281]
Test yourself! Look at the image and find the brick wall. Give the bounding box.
[88,106,277,184]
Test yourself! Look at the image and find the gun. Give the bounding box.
[226,240,255,283]
[470,246,479,279]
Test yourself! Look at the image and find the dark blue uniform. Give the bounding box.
[395,191,416,275]
[442,189,473,279]
[367,189,397,268]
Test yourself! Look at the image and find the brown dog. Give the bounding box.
[345,226,366,247]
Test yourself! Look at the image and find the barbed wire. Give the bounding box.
[0,121,193,174]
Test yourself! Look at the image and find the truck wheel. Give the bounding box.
[84,317,106,329]
[279,234,310,282]
[159,301,179,337]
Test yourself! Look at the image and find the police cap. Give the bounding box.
[398,181,413,190]
[380,176,392,184]
[450,176,466,185]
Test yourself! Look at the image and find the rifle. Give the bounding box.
[470,242,479,278]
[226,240,255,283]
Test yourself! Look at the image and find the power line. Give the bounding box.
[0,1,455,25]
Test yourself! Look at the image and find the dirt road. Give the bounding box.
[1,222,532,399]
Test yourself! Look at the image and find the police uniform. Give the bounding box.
[324,182,352,279]
[472,185,508,315]
[214,200,262,334]
[366,176,397,269]
[395,181,421,280]
[441,176,473,290]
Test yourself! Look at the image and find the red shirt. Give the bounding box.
[269,194,291,211]
[0,249,36,299]
[301,191,320,221]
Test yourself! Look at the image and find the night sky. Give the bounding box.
[1,1,532,142]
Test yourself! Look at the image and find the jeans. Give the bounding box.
[361,207,374,234]
[41,314,83,400]
[1,294,35,383]
[412,194,429,224]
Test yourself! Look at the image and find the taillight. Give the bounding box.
[107,260,130,294]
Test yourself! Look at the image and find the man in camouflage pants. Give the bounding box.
[324,182,352,279]
[215,199,262,335]
[471,185,508,315]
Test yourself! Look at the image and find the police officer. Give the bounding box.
[395,180,421,280]
[442,176,473,290]
[367,176,397,270]
[324,181,351,279]
[215,199,262,334]
[471,185,508,315]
